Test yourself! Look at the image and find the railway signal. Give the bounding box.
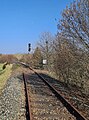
[28,43,31,53]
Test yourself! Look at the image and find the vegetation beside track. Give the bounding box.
[14,54,23,60]
[0,64,12,94]
[0,64,3,70]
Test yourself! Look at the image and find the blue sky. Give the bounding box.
[0,0,73,54]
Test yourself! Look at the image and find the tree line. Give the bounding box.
[32,0,89,94]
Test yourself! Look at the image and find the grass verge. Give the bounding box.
[0,64,12,94]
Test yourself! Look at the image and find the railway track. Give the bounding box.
[39,74,89,119]
[16,62,86,120]
[23,73,76,120]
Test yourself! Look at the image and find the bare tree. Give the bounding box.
[38,32,55,70]
[54,0,89,93]
[58,0,89,50]
[32,47,43,69]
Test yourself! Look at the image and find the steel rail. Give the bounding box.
[29,69,86,120]
[23,73,32,120]
[35,72,86,120]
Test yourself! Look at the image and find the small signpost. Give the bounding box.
[42,59,47,69]
[43,59,47,65]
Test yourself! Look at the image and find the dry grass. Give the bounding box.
[0,64,12,94]
[14,54,23,60]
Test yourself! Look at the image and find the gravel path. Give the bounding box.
[0,75,26,120]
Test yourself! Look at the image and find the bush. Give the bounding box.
[0,55,18,64]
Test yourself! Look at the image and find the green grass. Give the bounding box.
[0,64,12,94]
[0,64,3,71]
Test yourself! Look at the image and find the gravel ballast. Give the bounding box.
[26,73,76,120]
[0,76,26,120]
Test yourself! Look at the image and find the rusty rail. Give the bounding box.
[35,72,86,120]
[23,73,32,120]
[30,70,86,120]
